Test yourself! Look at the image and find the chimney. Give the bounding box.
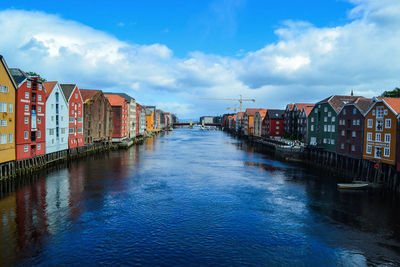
[351,90,354,96]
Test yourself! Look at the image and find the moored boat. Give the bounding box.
[337,183,369,190]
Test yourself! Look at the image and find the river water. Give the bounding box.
[1,128,400,266]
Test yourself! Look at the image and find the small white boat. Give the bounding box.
[337,183,369,190]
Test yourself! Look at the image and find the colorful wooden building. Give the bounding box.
[363,97,400,166]
[244,108,265,136]
[308,95,360,152]
[0,56,17,163]
[104,94,128,141]
[337,98,372,158]
[80,89,113,144]
[261,110,285,138]
[254,110,268,137]
[10,69,46,160]
[296,104,315,141]
[43,82,69,154]
[60,84,84,148]
[284,104,294,137]
[145,109,154,131]
[104,93,136,138]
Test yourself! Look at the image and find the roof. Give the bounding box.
[9,68,28,85]
[237,112,245,120]
[255,110,268,118]
[43,81,58,98]
[317,95,362,113]
[304,105,315,116]
[350,97,373,115]
[80,89,102,102]
[245,108,267,116]
[267,109,285,119]
[103,92,135,102]
[104,94,126,106]
[378,97,400,114]
[295,103,315,111]
[286,104,294,111]
[60,84,77,99]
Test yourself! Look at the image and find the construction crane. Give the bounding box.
[201,95,256,113]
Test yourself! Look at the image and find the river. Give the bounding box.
[1,128,400,266]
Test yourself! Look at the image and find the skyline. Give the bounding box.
[0,0,399,118]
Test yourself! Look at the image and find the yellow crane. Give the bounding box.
[201,95,256,113]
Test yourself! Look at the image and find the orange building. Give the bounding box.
[244,108,266,136]
[363,97,400,166]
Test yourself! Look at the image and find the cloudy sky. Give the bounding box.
[0,0,399,119]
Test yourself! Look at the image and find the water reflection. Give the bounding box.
[0,129,400,266]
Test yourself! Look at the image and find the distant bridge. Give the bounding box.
[173,122,222,127]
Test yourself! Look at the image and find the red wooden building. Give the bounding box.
[10,69,46,160]
[262,109,285,138]
[104,94,128,141]
[60,84,84,148]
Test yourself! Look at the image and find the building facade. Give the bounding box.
[254,110,267,137]
[308,95,360,152]
[363,97,399,166]
[244,109,265,136]
[0,56,17,163]
[284,104,294,137]
[104,94,128,141]
[261,110,285,138]
[60,84,84,148]
[104,93,136,138]
[11,69,46,160]
[337,98,372,158]
[297,105,314,141]
[80,89,113,144]
[43,82,69,154]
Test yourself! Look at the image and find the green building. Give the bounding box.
[308,95,361,152]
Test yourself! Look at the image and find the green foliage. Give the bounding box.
[26,71,47,82]
[381,87,400,97]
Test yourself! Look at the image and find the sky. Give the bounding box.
[0,0,399,119]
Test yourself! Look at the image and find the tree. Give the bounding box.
[25,71,47,82]
[381,87,400,97]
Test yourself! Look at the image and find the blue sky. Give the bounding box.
[0,0,399,119]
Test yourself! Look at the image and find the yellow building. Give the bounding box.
[146,110,154,131]
[0,56,16,163]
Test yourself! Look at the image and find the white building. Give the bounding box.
[43,82,69,154]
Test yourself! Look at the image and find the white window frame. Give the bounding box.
[8,133,12,143]
[24,131,28,140]
[366,145,372,154]
[367,132,372,141]
[0,134,6,144]
[385,119,391,129]
[24,145,28,152]
[385,134,391,143]
[384,147,390,157]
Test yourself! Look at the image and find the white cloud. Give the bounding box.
[0,1,399,119]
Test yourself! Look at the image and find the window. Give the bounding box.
[372,110,375,116]
[367,132,372,141]
[25,92,29,99]
[328,112,331,117]
[276,126,279,129]
[51,116,54,122]
[78,128,83,133]
[385,119,391,128]
[352,131,356,137]
[353,108,357,115]
[75,93,78,99]
[8,133,12,143]
[323,138,327,144]
[376,119,383,131]
[367,145,372,154]
[375,147,382,158]
[38,106,41,113]
[324,125,327,132]
[384,147,390,157]
[0,102,7,112]
[324,117,327,122]
[367,119,373,128]
[69,117,74,122]
[343,109,346,115]
[39,84,42,91]
[38,144,41,150]
[8,104,12,113]
[27,81,31,88]
[351,145,355,151]
[24,131,28,140]
[376,133,381,142]
[384,109,388,115]
[331,125,335,132]
[49,129,54,135]
[311,117,314,123]
[276,131,279,135]
[376,106,384,118]
[357,119,360,125]
[331,139,335,145]
[24,145,28,152]
[38,118,41,124]
[327,125,331,132]
[71,110,75,115]
[353,120,356,126]
[341,130,345,136]
[324,107,327,112]
[314,109,317,114]
[385,134,391,143]
[341,143,344,149]
[38,95,42,101]
[79,103,81,108]
[276,121,280,125]
[25,104,29,112]
[69,128,74,134]
[332,117,335,122]
[0,120,6,127]
[24,117,29,124]
[0,85,9,93]
[0,134,6,144]
[311,125,314,131]
[38,130,41,138]
[61,128,66,134]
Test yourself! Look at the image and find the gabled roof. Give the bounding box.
[255,110,268,118]
[286,104,294,111]
[267,109,285,119]
[304,105,315,116]
[60,84,77,99]
[295,103,314,111]
[43,81,58,98]
[237,112,245,120]
[245,108,266,116]
[104,94,126,106]
[317,95,362,113]
[80,89,102,102]
[103,92,135,103]
[351,97,373,115]
[9,68,28,86]
[377,97,400,114]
